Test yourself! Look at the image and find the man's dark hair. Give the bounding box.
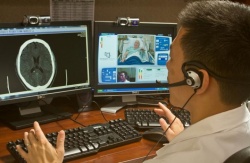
[178,1,250,105]
[119,71,128,77]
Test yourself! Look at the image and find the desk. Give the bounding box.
[0,100,163,163]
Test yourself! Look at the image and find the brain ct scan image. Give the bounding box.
[16,39,56,90]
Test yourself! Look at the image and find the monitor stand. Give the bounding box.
[0,99,72,130]
[100,95,162,114]
[100,96,137,114]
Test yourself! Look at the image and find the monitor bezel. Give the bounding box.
[0,20,92,106]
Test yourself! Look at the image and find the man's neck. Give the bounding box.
[188,97,240,124]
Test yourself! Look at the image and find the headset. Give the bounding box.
[156,60,204,89]
[157,60,250,90]
[183,60,250,85]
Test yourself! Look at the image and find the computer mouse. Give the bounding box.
[142,127,169,143]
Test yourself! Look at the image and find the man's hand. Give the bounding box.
[16,121,65,163]
[154,102,184,141]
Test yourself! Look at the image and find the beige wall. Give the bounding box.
[0,0,186,23]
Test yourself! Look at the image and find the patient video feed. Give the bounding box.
[97,33,171,84]
[118,35,154,65]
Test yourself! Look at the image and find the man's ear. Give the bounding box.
[195,69,210,94]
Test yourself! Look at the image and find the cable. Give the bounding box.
[38,98,87,127]
[74,101,88,120]
[142,90,197,162]
[92,100,109,122]
[74,93,93,120]
[68,117,86,127]
[142,116,177,162]
[39,96,108,127]
[69,100,109,127]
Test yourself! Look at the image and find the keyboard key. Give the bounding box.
[148,122,161,127]
[65,147,82,157]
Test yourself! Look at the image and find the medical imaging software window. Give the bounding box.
[0,25,89,101]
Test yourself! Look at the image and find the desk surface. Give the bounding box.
[0,100,163,163]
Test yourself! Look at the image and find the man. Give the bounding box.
[118,71,130,82]
[16,1,250,163]
[145,1,250,162]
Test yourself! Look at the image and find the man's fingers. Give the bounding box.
[23,132,30,147]
[16,145,28,161]
[33,121,47,142]
[28,129,38,145]
[154,102,169,116]
[56,130,65,159]
[159,118,177,141]
[155,102,176,122]
[159,118,169,132]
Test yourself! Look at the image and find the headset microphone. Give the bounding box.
[156,79,187,88]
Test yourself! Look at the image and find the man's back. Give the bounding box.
[145,105,250,163]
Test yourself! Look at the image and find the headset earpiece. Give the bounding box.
[185,68,203,89]
[182,61,204,89]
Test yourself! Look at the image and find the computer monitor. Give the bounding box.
[93,21,177,113]
[0,21,91,129]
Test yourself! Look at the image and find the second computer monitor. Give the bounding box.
[93,21,177,111]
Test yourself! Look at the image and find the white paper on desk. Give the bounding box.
[50,0,95,21]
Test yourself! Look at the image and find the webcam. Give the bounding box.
[116,17,140,26]
[22,15,51,26]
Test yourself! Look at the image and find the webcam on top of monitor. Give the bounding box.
[22,15,51,26]
[116,17,140,26]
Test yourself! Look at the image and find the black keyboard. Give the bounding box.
[125,108,191,129]
[6,119,142,162]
